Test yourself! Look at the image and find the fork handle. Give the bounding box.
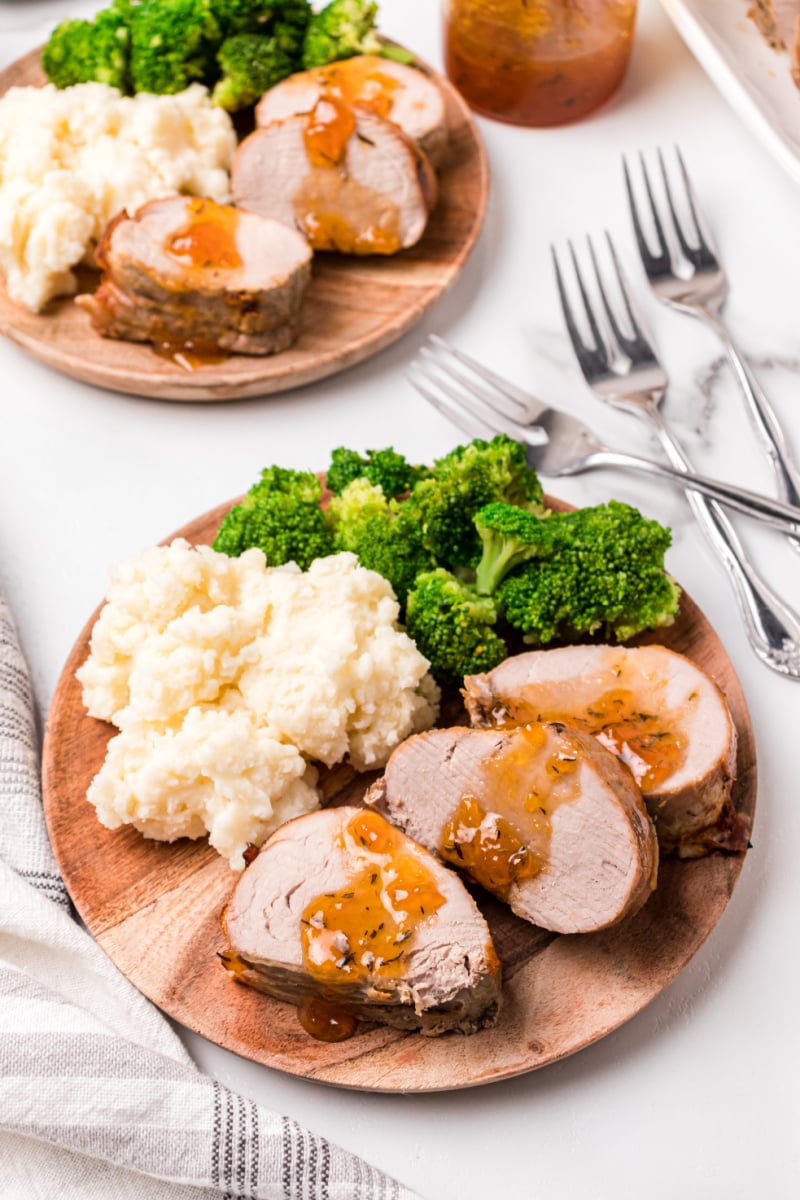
[646,407,800,676]
[578,449,800,534]
[701,308,800,514]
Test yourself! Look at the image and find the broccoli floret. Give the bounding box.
[402,435,545,571]
[43,7,131,90]
[210,0,278,35]
[474,502,554,596]
[498,501,681,645]
[212,32,295,109]
[301,0,382,68]
[129,0,221,94]
[326,446,428,498]
[213,465,334,568]
[405,569,508,684]
[327,479,434,605]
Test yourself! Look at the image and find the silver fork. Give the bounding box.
[408,337,800,535]
[553,233,800,680]
[624,148,800,546]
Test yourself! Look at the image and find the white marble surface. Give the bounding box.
[2,1,800,1196]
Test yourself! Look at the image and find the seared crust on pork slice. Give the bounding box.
[221,806,501,1036]
[233,107,437,254]
[463,645,744,859]
[79,196,312,355]
[255,54,449,168]
[368,723,658,935]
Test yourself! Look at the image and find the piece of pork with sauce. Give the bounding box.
[79,195,312,356]
[463,644,745,859]
[221,806,502,1037]
[367,722,659,936]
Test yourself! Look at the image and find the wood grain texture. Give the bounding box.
[0,49,487,402]
[41,496,757,1092]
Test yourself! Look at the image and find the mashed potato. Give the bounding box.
[78,541,439,869]
[0,82,236,311]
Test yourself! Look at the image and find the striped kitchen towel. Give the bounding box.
[0,588,422,1200]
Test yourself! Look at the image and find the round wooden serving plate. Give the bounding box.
[0,49,487,402]
[42,497,757,1092]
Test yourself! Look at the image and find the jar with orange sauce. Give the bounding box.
[443,0,638,127]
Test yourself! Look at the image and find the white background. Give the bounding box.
[2,0,799,1195]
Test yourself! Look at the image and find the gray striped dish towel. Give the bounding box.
[0,588,422,1200]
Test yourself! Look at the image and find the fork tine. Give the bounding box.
[600,231,659,353]
[673,146,721,262]
[406,369,497,443]
[567,239,609,361]
[623,153,670,274]
[552,243,613,379]
[586,233,636,355]
[407,359,529,444]
[426,335,534,418]
[656,146,701,266]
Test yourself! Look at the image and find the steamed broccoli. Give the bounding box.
[42,6,131,90]
[474,503,554,596]
[43,0,310,98]
[129,0,221,94]
[213,465,334,568]
[213,32,295,109]
[498,501,681,645]
[302,0,382,68]
[210,0,289,36]
[405,570,508,684]
[326,446,428,499]
[403,435,545,571]
[327,478,434,605]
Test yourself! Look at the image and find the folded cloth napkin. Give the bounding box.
[0,590,422,1200]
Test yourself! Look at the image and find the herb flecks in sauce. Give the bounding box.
[301,810,445,985]
[441,723,583,895]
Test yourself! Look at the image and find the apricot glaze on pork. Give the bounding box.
[233,105,437,255]
[463,645,746,859]
[255,54,450,169]
[221,806,501,1037]
[79,195,312,356]
[368,722,659,935]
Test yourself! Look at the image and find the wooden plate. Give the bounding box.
[0,49,487,402]
[42,497,756,1092]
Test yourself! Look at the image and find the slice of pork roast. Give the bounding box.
[233,106,437,255]
[463,644,744,859]
[221,806,501,1036]
[79,196,312,355]
[255,54,449,169]
[367,723,658,936]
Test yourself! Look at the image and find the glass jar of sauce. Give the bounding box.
[443,0,638,128]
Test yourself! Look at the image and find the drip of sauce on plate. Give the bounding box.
[297,995,359,1042]
[152,338,229,372]
[440,723,583,894]
[497,687,687,791]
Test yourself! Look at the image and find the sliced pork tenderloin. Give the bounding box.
[79,196,312,355]
[255,54,449,169]
[463,644,743,859]
[367,723,658,936]
[233,106,437,254]
[750,0,800,48]
[221,806,501,1036]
